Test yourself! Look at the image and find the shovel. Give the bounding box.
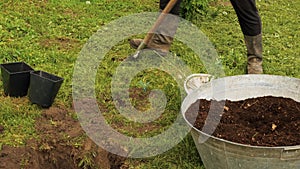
[132,0,178,58]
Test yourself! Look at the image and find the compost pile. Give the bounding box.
[185,96,300,146]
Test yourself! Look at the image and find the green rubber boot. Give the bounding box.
[244,34,263,74]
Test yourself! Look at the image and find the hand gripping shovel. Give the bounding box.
[132,0,178,58]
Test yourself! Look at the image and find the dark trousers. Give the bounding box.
[160,0,262,36]
[230,0,262,36]
[159,0,182,15]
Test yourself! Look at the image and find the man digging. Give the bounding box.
[129,0,263,74]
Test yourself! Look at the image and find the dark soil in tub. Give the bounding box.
[185,96,300,147]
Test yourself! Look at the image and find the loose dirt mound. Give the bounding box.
[185,96,300,146]
[0,106,127,169]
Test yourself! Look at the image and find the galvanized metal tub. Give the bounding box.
[181,74,300,169]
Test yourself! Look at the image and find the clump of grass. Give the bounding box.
[0,97,40,146]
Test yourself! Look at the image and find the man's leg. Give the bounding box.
[230,0,263,74]
[129,0,182,55]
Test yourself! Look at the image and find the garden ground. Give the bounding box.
[0,0,299,168]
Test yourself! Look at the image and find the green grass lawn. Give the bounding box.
[0,0,299,168]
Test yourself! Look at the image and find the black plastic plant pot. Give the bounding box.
[28,71,64,108]
[0,62,34,97]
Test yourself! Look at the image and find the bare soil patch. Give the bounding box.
[0,105,127,169]
[39,37,81,51]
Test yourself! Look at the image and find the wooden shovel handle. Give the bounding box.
[142,0,178,46]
